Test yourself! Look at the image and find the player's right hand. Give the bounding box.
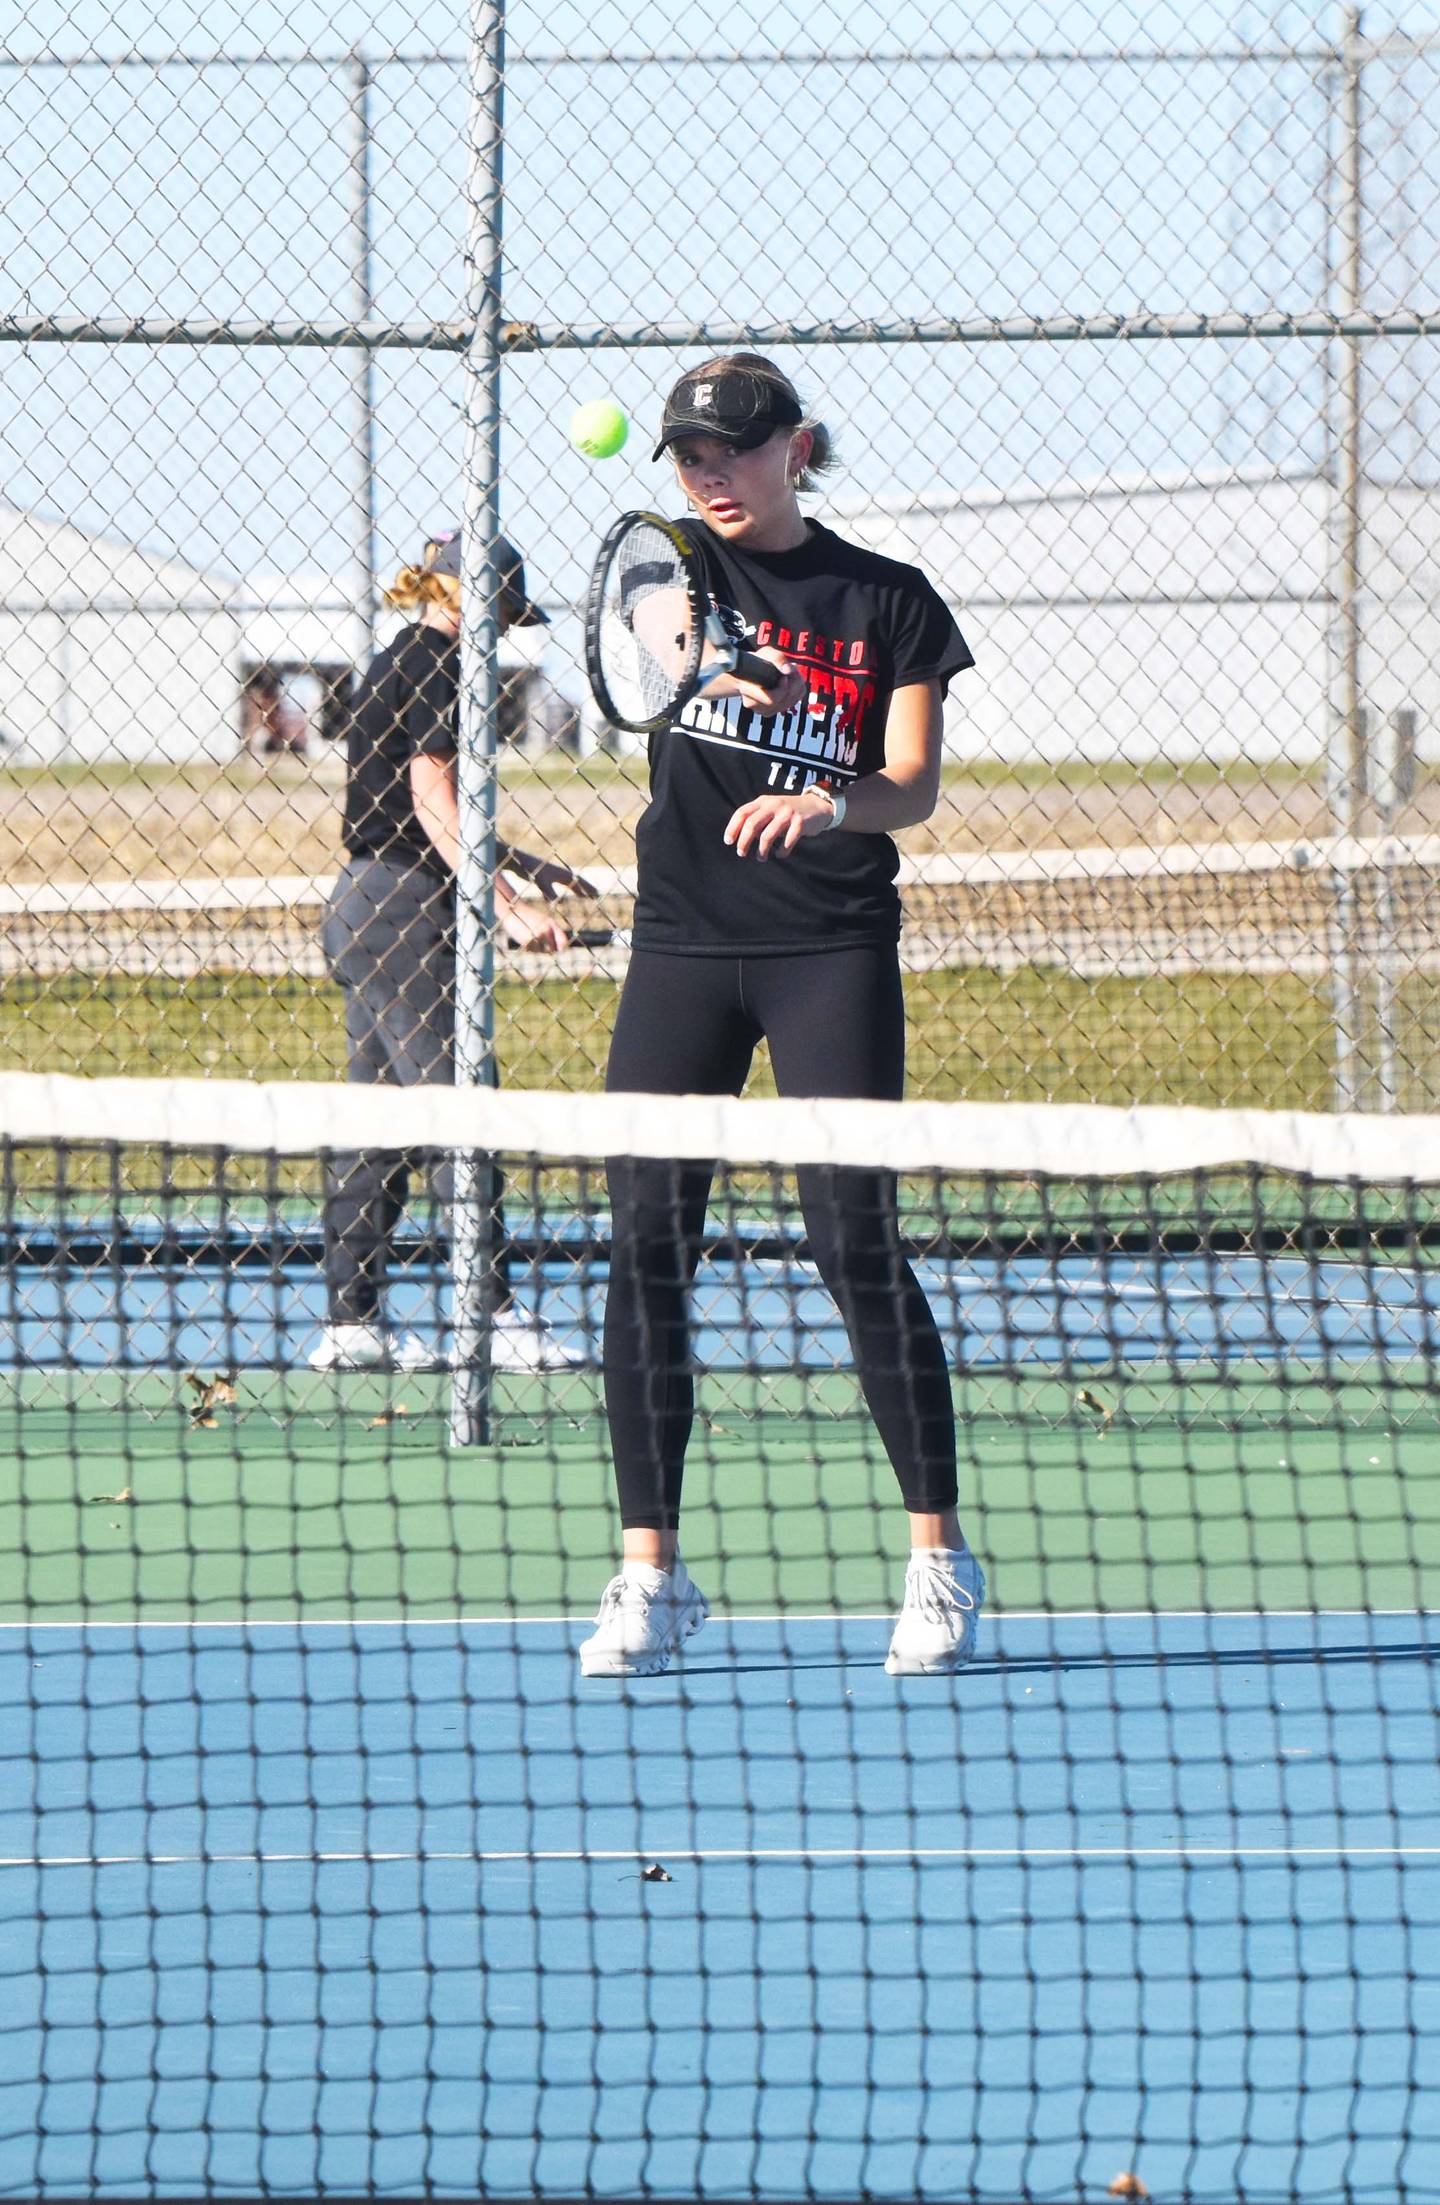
[500,897,572,954]
[733,646,805,716]
[704,646,804,716]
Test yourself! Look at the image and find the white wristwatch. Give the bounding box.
[823,789,848,832]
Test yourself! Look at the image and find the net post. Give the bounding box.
[450,0,507,1449]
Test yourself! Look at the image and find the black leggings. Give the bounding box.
[603,945,958,1530]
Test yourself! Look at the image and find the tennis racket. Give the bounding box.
[584,510,784,734]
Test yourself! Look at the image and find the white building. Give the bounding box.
[15,477,1426,773]
[0,505,242,764]
[0,509,555,764]
[833,469,1440,769]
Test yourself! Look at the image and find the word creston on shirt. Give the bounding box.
[630,519,974,955]
[341,624,457,880]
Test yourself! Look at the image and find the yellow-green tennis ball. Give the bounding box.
[570,399,629,459]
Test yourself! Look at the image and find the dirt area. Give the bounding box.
[3,753,1399,887]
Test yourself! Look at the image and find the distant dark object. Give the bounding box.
[240,660,356,754]
[240,665,308,756]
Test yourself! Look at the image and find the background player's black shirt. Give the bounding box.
[632,520,974,954]
[340,624,457,877]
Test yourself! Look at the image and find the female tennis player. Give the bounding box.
[312,528,596,1374]
[579,354,984,1678]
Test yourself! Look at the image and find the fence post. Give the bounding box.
[347,53,380,659]
[1324,3,1368,1111]
[449,0,506,1447]
[1371,705,1414,1112]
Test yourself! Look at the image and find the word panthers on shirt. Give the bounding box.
[677,612,878,784]
[633,520,974,956]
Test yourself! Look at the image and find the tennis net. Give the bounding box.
[1,1072,1437,2202]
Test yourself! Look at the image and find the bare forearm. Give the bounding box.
[832,764,939,835]
[835,680,943,833]
[410,757,517,907]
[724,680,945,860]
[417,810,461,873]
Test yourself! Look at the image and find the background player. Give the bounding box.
[311,528,597,1373]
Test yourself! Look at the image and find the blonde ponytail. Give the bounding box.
[382,564,461,615]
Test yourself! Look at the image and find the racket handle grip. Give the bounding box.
[733,650,785,692]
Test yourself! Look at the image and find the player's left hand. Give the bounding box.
[724,788,840,861]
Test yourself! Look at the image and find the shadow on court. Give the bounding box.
[964,1633,1440,1681]
[675,1642,1440,1682]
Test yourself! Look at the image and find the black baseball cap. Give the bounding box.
[652,367,803,461]
[422,529,550,624]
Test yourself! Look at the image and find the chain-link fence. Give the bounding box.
[4,3,1440,1111]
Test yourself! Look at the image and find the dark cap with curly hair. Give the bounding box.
[422,529,549,624]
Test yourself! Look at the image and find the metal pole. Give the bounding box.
[1371,711,1405,1112]
[1324,7,1367,1110]
[449,0,505,1447]
[347,55,380,657]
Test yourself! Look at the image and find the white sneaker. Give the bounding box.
[489,1306,584,1372]
[579,1559,710,1678]
[885,1549,986,1675]
[307,1322,438,1373]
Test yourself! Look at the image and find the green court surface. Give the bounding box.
[3,1373,1433,1624]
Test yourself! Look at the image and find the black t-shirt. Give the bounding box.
[340,624,457,877]
[631,520,974,953]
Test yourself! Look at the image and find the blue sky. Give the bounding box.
[2,0,1438,665]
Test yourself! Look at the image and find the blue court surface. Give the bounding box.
[1,1612,1437,2201]
[11,1243,1440,1376]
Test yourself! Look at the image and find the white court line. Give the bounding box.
[1,1845,1436,1869]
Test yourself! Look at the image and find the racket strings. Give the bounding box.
[597,521,700,728]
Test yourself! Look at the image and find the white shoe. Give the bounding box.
[307,1322,438,1372]
[885,1549,986,1675]
[489,1306,584,1372]
[579,1559,710,1678]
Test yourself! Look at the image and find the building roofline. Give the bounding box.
[0,495,228,587]
[828,462,1328,521]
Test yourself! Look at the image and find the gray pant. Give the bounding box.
[320,856,502,1324]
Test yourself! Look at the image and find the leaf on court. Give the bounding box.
[88,1487,134,1504]
[1108,2176,1149,2201]
[640,1863,672,1883]
[368,1403,411,1427]
[1077,1386,1113,1428]
[186,1370,239,1426]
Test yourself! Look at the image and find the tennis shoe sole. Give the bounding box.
[884,1648,978,1676]
[579,1591,709,1679]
